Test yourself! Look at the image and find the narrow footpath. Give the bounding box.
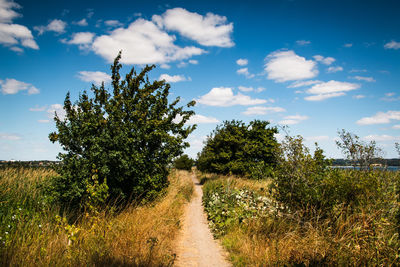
[175,173,231,267]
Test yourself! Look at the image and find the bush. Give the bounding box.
[197,120,278,178]
[173,154,194,171]
[48,52,196,209]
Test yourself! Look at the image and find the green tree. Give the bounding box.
[271,135,332,212]
[49,52,196,209]
[173,154,194,171]
[336,129,383,170]
[197,120,278,178]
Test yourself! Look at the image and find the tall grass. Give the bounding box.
[202,170,400,266]
[1,167,193,266]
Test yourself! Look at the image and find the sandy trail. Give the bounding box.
[175,173,231,267]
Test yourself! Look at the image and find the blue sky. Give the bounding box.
[1,0,400,160]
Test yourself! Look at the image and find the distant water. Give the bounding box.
[331,166,400,171]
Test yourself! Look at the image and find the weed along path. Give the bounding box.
[175,173,231,267]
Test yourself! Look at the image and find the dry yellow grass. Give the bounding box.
[1,168,193,266]
[202,174,399,266]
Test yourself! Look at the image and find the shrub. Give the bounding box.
[48,52,196,209]
[197,120,278,178]
[173,154,194,171]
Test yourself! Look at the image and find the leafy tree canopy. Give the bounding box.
[49,52,196,209]
[173,154,194,171]
[196,120,278,178]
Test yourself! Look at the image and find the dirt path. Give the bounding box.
[175,173,231,267]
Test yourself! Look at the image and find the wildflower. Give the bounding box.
[18,208,22,211]
[7,225,10,228]
[11,215,16,220]
[5,232,8,235]
[38,224,42,228]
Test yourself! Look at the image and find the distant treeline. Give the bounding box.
[331,158,400,166]
[0,161,59,168]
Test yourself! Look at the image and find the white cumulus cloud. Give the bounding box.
[77,71,111,85]
[197,87,267,107]
[92,18,205,64]
[236,58,248,66]
[265,50,318,82]
[64,32,95,49]
[0,0,38,51]
[153,7,234,47]
[357,111,400,125]
[159,74,188,83]
[304,80,360,101]
[0,78,39,95]
[34,19,67,35]
[243,106,286,115]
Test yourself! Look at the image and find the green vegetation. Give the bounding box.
[202,170,399,266]
[201,131,400,266]
[0,167,193,266]
[336,129,384,169]
[173,154,194,171]
[197,120,278,179]
[48,52,195,209]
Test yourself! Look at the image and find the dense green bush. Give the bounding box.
[197,120,278,178]
[48,53,196,209]
[173,154,194,171]
[272,134,400,217]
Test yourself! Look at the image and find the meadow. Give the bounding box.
[201,169,400,266]
[0,167,193,266]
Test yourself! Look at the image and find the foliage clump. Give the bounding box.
[196,120,278,179]
[49,52,195,209]
[173,154,194,171]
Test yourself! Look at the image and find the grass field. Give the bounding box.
[0,167,193,266]
[201,170,400,266]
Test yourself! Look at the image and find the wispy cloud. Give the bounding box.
[313,55,335,65]
[327,66,343,73]
[243,106,286,115]
[236,67,255,78]
[351,76,375,82]
[384,40,400,50]
[279,114,309,125]
[296,40,311,46]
